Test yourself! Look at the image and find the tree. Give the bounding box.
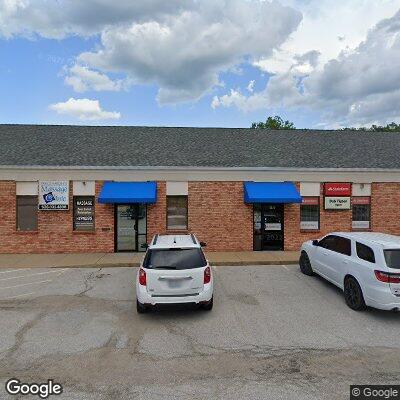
[342,122,400,132]
[251,115,296,130]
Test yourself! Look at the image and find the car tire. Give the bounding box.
[344,276,366,311]
[136,299,149,314]
[202,296,213,311]
[299,251,314,276]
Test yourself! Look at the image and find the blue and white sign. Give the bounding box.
[39,181,69,210]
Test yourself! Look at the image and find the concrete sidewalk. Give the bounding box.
[0,251,299,269]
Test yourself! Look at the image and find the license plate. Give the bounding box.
[168,280,183,288]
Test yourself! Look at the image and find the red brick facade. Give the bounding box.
[187,182,253,251]
[1,180,400,253]
[0,181,114,254]
[284,184,353,251]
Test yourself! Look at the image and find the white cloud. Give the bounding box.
[76,1,302,104]
[304,9,400,125]
[49,98,121,121]
[4,0,400,127]
[0,0,191,38]
[64,65,129,92]
[1,0,302,104]
[214,6,400,127]
[255,0,400,74]
[247,80,255,93]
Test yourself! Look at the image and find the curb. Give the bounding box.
[7,260,299,269]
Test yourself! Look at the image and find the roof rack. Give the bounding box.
[190,234,197,244]
[153,234,159,245]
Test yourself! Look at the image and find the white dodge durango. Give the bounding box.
[136,234,213,313]
[300,232,400,311]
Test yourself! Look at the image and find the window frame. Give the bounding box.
[16,195,38,232]
[166,195,188,231]
[73,195,95,232]
[300,197,320,230]
[352,197,371,229]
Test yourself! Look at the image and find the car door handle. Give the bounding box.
[342,260,348,264]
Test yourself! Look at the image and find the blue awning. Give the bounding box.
[98,181,157,204]
[244,182,302,203]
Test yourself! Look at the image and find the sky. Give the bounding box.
[1,0,400,129]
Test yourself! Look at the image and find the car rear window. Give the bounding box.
[143,248,207,270]
[384,249,400,270]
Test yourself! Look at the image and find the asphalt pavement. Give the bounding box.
[0,265,399,400]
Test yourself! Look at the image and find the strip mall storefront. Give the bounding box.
[1,177,399,254]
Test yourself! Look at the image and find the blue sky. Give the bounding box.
[1,0,399,129]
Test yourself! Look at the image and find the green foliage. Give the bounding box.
[342,122,400,132]
[251,115,296,130]
[250,116,400,132]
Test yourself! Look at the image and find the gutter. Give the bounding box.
[1,165,400,173]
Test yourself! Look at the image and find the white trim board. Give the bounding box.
[1,168,400,182]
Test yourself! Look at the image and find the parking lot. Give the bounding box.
[0,264,399,400]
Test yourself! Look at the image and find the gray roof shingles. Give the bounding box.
[0,124,399,169]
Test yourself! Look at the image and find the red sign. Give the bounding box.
[302,197,319,205]
[352,196,370,205]
[324,183,351,197]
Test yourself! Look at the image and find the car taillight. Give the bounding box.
[139,268,147,286]
[374,270,400,284]
[204,266,211,284]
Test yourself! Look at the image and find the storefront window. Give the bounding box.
[167,196,188,230]
[17,196,38,231]
[300,197,319,230]
[73,196,95,231]
[352,197,371,229]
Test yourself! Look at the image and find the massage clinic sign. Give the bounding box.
[324,183,351,210]
[38,181,69,210]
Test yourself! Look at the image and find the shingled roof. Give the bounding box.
[0,124,399,169]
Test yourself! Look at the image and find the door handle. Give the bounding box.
[342,260,348,264]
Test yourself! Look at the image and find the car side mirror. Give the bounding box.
[200,241,207,247]
[312,239,319,246]
[140,243,148,249]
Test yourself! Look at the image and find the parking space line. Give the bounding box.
[0,280,53,290]
[4,292,36,299]
[56,268,69,276]
[0,269,68,282]
[0,268,31,274]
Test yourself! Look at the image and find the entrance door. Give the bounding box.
[115,204,147,252]
[253,204,284,251]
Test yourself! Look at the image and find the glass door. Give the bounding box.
[253,204,284,251]
[115,204,147,252]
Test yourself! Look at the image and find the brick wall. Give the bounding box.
[0,181,114,254]
[146,181,253,251]
[285,183,352,250]
[188,182,253,251]
[147,181,167,241]
[371,183,400,234]
[285,182,400,251]
[2,180,400,253]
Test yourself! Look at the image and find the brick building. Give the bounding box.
[1,125,399,254]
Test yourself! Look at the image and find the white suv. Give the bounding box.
[136,234,213,313]
[300,232,400,311]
